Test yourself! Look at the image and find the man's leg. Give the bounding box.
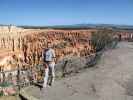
[43,67,49,88]
[49,62,55,86]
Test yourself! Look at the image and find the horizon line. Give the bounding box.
[0,23,133,27]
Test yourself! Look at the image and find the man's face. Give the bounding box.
[47,43,52,48]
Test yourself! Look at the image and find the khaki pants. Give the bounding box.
[43,62,55,88]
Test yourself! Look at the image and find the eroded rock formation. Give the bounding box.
[0,28,96,71]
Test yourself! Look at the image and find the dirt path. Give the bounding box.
[22,42,133,100]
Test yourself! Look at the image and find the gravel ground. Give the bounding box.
[0,96,20,100]
[21,42,133,100]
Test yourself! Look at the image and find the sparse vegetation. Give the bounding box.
[91,29,115,52]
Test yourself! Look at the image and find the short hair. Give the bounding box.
[47,41,51,44]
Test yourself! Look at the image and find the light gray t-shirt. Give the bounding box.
[45,48,55,62]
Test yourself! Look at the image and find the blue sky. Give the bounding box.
[0,0,133,26]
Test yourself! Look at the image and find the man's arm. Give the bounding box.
[42,50,44,60]
[52,49,56,62]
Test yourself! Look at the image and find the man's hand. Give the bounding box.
[43,63,48,69]
[52,57,56,63]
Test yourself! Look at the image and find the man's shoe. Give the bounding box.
[48,83,52,86]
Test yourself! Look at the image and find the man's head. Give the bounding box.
[47,42,52,48]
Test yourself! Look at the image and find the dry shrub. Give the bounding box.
[91,29,115,52]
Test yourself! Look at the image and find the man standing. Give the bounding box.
[42,42,56,88]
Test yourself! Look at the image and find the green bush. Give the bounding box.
[0,82,11,87]
[91,29,115,52]
[0,91,4,96]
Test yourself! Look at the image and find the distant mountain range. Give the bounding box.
[48,24,133,29]
[1,24,133,30]
[19,24,133,30]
